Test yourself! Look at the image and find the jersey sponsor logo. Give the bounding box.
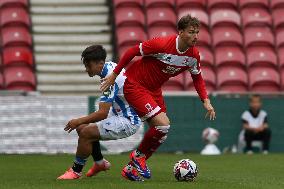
[162,66,182,74]
[153,53,198,67]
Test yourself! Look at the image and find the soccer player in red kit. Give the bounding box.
[101,15,216,181]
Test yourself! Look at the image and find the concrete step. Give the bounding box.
[31,15,108,25]
[38,84,101,93]
[33,25,110,34]
[35,54,113,64]
[33,34,110,44]
[34,44,112,53]
[37,73,100,84]
[37,64,85,73]
[31,6,108,14]
[30,0,107,6]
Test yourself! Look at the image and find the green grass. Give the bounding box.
[1,153,284,189]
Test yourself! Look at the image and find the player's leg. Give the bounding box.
[58,124,106,179]
[260,128,271,153]
[244,130,254,154]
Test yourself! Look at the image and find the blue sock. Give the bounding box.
[72,156,87,173]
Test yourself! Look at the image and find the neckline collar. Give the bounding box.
[100,63,108,78]
[176,35,189,54]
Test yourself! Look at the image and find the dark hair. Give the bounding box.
[250,94,261,101]
[81,45,106,65]
[177,14,200,31]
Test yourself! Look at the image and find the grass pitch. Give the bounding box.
[1,153,284,189]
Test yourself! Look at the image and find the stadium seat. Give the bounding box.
[246,47,277,69]
[115,7,145,27]
[239,0,269,9]
[196,27,211,47]
[146,7,176,27]
[148,26,176,39]
[3,46,34,67]
[276,28,284,47]
[113,0,143,8]
[215,46,245,68]
[116,26,147,47]
[0,7,30,28]
[186,66,216,92]
[144,0,175,8]
[210,9,241,28]
[1,26,32,47]
[208,0,238,11]
[176,0,207,9]
[212,26,243,47]
[198,46,214,67]
[162,73,185,91]
[244,26,274,48]
[281,69,284,90]
[217,67,248,92]
[241,7,272,27]
[271,0,284,9]
[249,67,280,92]
[178,8,209,28]
[0,73,3,89]
[0,0,28,8]
[278,47,284,68]
[3,66,36,91]
[272,9,284,30]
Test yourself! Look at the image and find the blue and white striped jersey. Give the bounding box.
[99,61,141,126]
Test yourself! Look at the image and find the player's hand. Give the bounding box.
[100,72,117,92]
[64,119,82,133]
[203,98,216,120]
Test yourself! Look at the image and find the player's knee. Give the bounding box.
[79,125,99,141]
[76,124,86,135]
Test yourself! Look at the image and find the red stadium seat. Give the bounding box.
[0,0,28,8]
[239,0,269,9]
[115,7,145,27]
[271,0,284,9]
[215,46,245,68]
[0,7,30,28]
[3,66,36,91]
[281,68,284,90]
[276,28,284,47]
[278,47,284,68]
[178,8,209,28]
[3,46,33,67]
[244,26,274,48]
[196,27,211,47]
[210,9,241,28]
[241,8,272,27]
[198,46,214,67]
[0,73,4,89]
[176,0,207,9]
[113,0,143,8]
[249,67,280,92]
[146,7,176,27]
[1,26,32,47]
[246,47,277,68]
[144,0,175,8]
[208,0,238,11]
[212,26,243,47]
[116,26,147,47]
[186,66,216,92]
[217,67,248,92]
[162,73,185,91]
[148,26,176,39]
[272,9,284,29]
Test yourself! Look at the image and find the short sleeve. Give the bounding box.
[100,83,119,103]
[241,111,249,122]
[139,37,164,56]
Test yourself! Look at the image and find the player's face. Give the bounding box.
[84,60,104,77]
[250,97,262,111]
[179,26,199,47]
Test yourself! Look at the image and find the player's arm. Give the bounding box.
[101,37,164,92]
[64,102,111,133]
[189,50,215,120]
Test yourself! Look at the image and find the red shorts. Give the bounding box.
[123,79,167,121]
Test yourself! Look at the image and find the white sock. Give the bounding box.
[95,159,104,165]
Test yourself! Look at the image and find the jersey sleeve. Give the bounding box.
[139,37,164,56]
[241,111,249,122]
[189,48,201,75]
[99,83,119,103]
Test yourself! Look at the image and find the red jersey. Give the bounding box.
[114,35,208,100]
